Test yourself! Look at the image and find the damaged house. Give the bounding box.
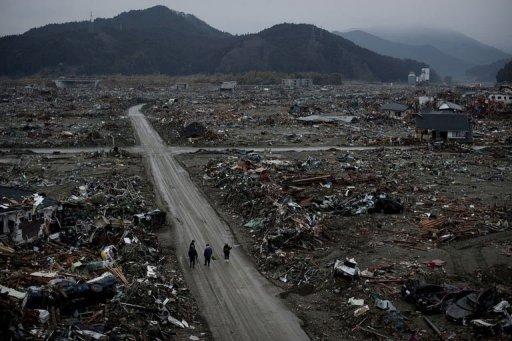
[438,101,464,112]
[414,111,473,142]
[380,102,409,119]
[0,186,60,243]
[282,78,314,87]
[220,81,237,92]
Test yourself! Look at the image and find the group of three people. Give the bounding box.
[188,240,232,268]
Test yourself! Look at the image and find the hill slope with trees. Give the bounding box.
[0,6,430,82]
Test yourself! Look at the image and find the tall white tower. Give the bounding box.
[420,68,430,82]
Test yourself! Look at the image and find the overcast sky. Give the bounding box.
[1,0,511,52]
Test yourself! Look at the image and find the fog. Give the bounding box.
[1,0,511,52]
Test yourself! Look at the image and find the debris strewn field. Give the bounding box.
[143,83,512,148]
[178,145,512,339]
[1,77,512,340]
[0,150,210,340]
[0,84,138,148]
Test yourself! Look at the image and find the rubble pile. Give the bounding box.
[143,82,512,148]
[1,76,511,340]
[144,83,442,148]
[325,257,512,339]
[201,147,510,256]
[0,84,139,148]
[201,150,407,285]
[402,280,512,331]
[182,144,511,339]
[0,154,207,340]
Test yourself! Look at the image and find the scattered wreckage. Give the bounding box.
[1,78,511,340]
[0,186,60,244]
[189,142,511,339]
[0,168,205,339]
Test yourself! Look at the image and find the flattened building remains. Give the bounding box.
[1,73,511,340]
[0,186,60,243]
[282,78,314,87]
[53,78,100,89]
[380,102,409,119]
[220,81,237,92]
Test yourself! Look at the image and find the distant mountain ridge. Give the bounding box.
[0,6,429,82]
[22,6,229,38]
[466,58,511,82]
[334,30,471,78]
[0,6,234,75]
[370,27,510,67]
[217,24,431,81]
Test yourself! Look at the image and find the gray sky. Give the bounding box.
[1,0,511,52]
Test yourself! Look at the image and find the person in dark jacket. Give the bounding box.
[223,243,232,262]
[188,241,198,268]
[204,244,213,267]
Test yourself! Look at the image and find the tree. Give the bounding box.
[496,60,512,83]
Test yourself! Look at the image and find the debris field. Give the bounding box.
[0,83,139,149]
[144,83,512,148]
[1,77,512,340]
[178,143,512,339]
[0,150,210,340]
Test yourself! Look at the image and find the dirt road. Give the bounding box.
[128,105,309,341]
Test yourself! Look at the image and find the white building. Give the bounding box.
[220,81,237,92]
[419,96,434,108]
[417,68,430,83]
[488,93,512,104]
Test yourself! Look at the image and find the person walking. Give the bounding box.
[223,243,232,262]
[188,241,198,269]
[204,243,213,267]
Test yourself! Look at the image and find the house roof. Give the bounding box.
[380,102,408,112]
[414,112,471,132]
[220,81,237,89]
[0,186,59,214]
[438,101,464,111]
[489,93,512,97]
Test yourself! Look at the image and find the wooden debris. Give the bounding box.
[423,316,445,340]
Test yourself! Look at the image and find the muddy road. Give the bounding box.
[128,105,309,341]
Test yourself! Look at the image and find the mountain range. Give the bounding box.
[336,28,510,81]
[374,28,509,66]
[497,60,512,83]
[334,30,471,78]
[466,58,511,82]
[0,6,430,82]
